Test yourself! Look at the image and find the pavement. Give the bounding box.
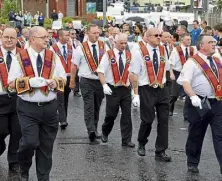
[0,95,222,181]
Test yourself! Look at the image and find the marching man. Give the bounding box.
[177,34,222,173]
[129,28,171,161]
[97,33,135,147]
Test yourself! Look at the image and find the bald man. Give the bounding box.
[130,28,171,161]
[8,26,66,181]
[97,33,134,147]
[0,28,21,174]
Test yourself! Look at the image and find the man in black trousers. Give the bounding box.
[97,33,135,147]
[130,28,171,161]
[8,26,66,181]
[177,34,222,174]
[51,29,75,129]
[0,27,21,174]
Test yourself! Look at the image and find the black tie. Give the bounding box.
[36,54,42,76]
[164,44,169,59]
[73,42,76,49]
[62,45,67,62]
[92,44,98,66]
[207,56,219,79]
[6,51,12,72]
[153,49,159,75]
[185,47,189,60]
[119,51,124,76]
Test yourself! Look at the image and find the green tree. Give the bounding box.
[217,0,222,12]
[0,0,20,19]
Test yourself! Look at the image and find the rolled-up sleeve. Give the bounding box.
[72,46,82,67]
[53,54,67,81]
[97,53,109,74]
[129,50,142,75]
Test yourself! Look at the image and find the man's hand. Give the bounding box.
[132,94,140,107]
[69,79,76,89]
[170,72,175,80]
[103,84,112,95]
[190,95,202,109]
[45,79,57,89]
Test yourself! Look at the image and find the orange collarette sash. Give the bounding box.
[192,54,222,100]
[107,50,131,86]
[0,49,8,88]
[82,41,105,72]
[17,37,26,49]
[177,46,194,66]
[19,49,54,94]
[138,41,166,87]
[52,44,72,73]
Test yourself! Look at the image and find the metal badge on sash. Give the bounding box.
[152,83,158,88]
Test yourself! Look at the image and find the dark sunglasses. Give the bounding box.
[151,34,162,38]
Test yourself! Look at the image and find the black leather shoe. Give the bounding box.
[220,167,222,174]
[122,142,135,148]
[60,122,68,130]
[89,132,100,145]
[20,171,29,181]
[9,163,19,174]
[137,144,145,156]
[74,92,81,97]
[155,152,171,162]
[169,112,173,116]
[188,166,199,173]
[95,131,101,139]
[101,133,108,143]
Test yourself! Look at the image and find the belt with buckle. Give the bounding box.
[26,99,55,106]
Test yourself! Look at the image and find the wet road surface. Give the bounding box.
[0,96,221,181]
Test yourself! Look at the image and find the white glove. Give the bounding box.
[190,95,202,109]
[103,84,112,95]
[132,94,140,107]
[29,77,47,88]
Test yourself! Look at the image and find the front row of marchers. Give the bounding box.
[0,26,222,181]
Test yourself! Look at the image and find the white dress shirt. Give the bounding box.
[70,39,81,49]
[8,47,66,102]
[50,42,75,76]
[161,42,172,71]
[129,43,167,86]
[72,41,109,80]
[169,45,196,72]
[177,52,220,98]
[0,47,17,95]
[97,48,130,86]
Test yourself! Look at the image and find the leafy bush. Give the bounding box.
[62,17,73,23]
[0,0,20,19]
[0,17,9,24]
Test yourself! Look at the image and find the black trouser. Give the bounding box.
[17,98,58,181]
[138,85,169,153]
[102,85,132,143]
[80,77,104,134]
[0,95,21,165]
[186,97,222,168]
[75,72,80,93]
[57,76,71,123]
[166,71,172,100]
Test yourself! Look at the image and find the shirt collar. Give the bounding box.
[57,41,67,49]
[113,48,125,56]
[181,44,189,50]
[1,46,17,56]
[147,43,159,52]
[28,47,45,58]
[198,52,209,61]
[88,41,98,48]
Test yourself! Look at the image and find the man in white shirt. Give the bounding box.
[70,24,108,144]
[97,33,135,147]
[69,29,81,97]
[51,29,74,129]
[129,28,171,161]
[0,28,21,175]
[8,26,66,181]
[177,34,222,174]
[58,11,63,21]
[169,33,196,119]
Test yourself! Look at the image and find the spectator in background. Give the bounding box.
[213,24,221,43]
[134,23,143,42]
[200,20,207,32]
[190,20,201,46]
[23,11,28,26]
[38,13,45,27]
[51,10,58,21]
[58,11,63,21]
[26,12,33,27]
[171,33,180,46]
[34,11,39,25]
[8,11,15,22]
[176,25,187,37]
[203,26,212,36]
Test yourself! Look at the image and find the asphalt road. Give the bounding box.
[0,95,221,181]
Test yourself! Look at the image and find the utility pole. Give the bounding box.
[103,0,106,27]
[46,0,49,18]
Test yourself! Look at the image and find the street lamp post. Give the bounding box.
[103,0,106,27]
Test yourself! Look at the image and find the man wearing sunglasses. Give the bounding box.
[129,28,171,162]
[0,27,21,175]
[169,33,196,120]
